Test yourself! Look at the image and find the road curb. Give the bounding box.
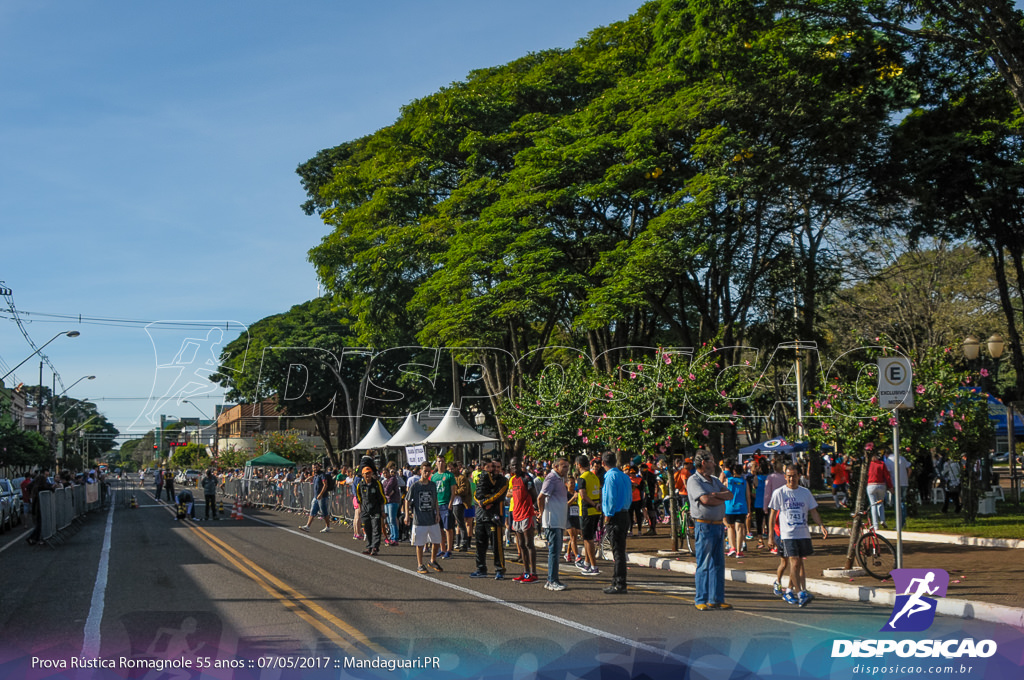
[817,526,1024,549]
[623,549,1024,628]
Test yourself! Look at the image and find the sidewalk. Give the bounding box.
[601,524,1024,628]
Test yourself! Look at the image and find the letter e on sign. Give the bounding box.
[877,357,914,409]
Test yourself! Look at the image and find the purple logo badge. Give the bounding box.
[882,568,949,632]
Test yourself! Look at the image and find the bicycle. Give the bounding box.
[673,496,695,554]
[851,501,896,580]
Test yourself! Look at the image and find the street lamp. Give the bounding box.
[53,375,95,468]
[962,333,1015,500]
[1,330,80,382]
[183,399,218,458]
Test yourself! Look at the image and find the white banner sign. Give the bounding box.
[877,357,914,409]
[405,445,426,466]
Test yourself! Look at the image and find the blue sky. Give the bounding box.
[0,0,645,436]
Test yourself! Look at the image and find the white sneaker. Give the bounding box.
[298,526,309,532]
[581,566,600,576]
[545,581,567,591]
[320,527,331,533]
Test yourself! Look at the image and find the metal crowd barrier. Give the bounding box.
[223,478,355,524]
[34,484,91,545]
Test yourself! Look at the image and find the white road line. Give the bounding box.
[81,501,116,658]
[250,514,865,642]
[242,515,686,664]
[0,528,33,553]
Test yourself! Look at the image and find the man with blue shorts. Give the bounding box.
[768,465,828,607]
[299,463,332,533]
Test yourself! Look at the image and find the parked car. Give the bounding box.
[0,479,20,532]
[989,451,1010,464]
[175,469,202,486]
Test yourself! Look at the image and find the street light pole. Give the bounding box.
[0,330,81,382]
[183,400,218,459]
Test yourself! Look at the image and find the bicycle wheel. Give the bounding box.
[675,509,695,554]
[856,532,896,580]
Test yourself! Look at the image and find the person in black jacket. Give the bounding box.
[471,458,508,579]
[355,466,387,555]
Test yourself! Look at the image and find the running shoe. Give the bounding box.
[770,546,778,555]
[298,525,309,532]
[773,581,783,597]
[429,561,444,572]
[494,571,505,580]
[798,591,814,607]
[581,566,600,576]
[745,534,754,540]
[735,551,744,558]
[320,527,330,533]
[544,581,567,591]
[574,558,587,569]
[522,574,538,583]
[726,549,736,557]
[783,591,799,606]
[469,571,489,578]
[694,603,711,611]
[513,574,527,582]
[417,565,428,574]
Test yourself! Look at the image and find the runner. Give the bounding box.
[768,465,828,607]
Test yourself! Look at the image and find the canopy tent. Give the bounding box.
[245,452,296,468]
[981,391,1024,437]
[738,439,832,462]
[349,418,394,451]
[738,438,806,457]
[419,404,498,445]
[383,413,431,448]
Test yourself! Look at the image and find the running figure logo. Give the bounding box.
[882,568,949,632]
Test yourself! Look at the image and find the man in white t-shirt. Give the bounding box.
[768,465,827,608]
[885,452,912,527]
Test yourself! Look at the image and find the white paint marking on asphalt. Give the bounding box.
[242,516,690,664]
[81,501,116,658]
[259,515,867,641]
[0,528,33,553]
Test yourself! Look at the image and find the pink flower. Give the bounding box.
[889,417,897,427]
[689,373,696,381]
[577,429,583,437]
[657,382,663,388]
[677,376,684,385]
[915,385,925,394]
[664,354,672,365]
[582,437,589,444]
[980,368,989,377]
[629,372,636,379]
[857,421,864,428]
[606,391,614,398]
[702,429,710,438]
[865,442,874,451]
[954,422,962,431]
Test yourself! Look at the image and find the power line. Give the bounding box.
[0,308,250,331]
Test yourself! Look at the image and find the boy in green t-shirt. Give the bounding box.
[432,458,457,559]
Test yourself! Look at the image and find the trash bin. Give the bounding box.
[977,491,997,515]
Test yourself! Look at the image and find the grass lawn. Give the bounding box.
[817,500,1024,540]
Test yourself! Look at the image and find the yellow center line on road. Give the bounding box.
[176,517,390,657]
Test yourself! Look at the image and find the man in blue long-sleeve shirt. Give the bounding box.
[601,451,633,594]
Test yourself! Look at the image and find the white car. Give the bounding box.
[175,469,202,486]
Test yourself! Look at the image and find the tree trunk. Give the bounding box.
[844,454,870,570]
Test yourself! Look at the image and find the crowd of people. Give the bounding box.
[142,441,994,611]
[14,466,109,545]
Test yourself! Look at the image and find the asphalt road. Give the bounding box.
[1,484,1020,680]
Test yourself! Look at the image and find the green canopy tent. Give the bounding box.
[244,452,297,479]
